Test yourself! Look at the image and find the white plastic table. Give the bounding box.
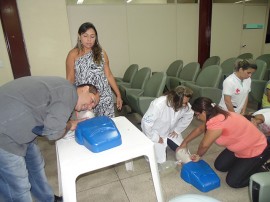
[56,116,164,202]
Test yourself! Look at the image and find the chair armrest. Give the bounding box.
[167,77,182,90]
[114,77,123,82]
[182,81,195,86]
[152,71,159,75]
[199,87,222,104]
[186,83,222,104]
[126,89,144,97]
[117,81,130,85]
[118,83,131,88]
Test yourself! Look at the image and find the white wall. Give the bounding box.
[0,2,269,85]
[177,4,199,64]
[264,43,270,52]
[126,5,178,71]
[0,20,13,85]
[211,4,243,62]
[67,4,199,77]
[16,0,71,77]
[211,3,269,63]
[67,5,130,78]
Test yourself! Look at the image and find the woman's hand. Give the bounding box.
[240,110,246,115]
[251,118,258,126]
[169,131,178,138]
[158,137,164,144]
[116,96,123,110]
[190,154,200,162]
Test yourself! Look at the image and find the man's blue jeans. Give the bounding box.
[0,142,54,202]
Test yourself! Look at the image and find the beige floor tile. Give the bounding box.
[120,172,157,202]
[76,166,119,192]
[76,181,129,202]
[114,157,151,180]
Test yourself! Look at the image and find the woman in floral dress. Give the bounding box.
[66,22,122,117]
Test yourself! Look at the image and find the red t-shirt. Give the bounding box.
[206,112,267,158]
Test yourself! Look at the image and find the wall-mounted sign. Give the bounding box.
[243,24,264,29]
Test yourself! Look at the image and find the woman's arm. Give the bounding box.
[177,124,206,150]
[224,95,235,112]
[252,114,265,126]
[66,49,77,84]
[196,129,222,157]
[141,101,162,143]
[174,107,194,135]
[240,96,249,115]
[103,50,123,110]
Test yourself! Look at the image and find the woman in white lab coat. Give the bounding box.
[141,86,194,163]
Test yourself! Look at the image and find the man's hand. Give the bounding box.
[67,118,88,131]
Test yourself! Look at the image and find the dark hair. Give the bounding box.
[76,22,102,65]
[192,97,229,122]
[234,59,257,71]
[244,114,254,121]
[77,84,98,94]
[165,86,193,112]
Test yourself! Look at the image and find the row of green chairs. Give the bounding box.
[116,53,269,115]
[117,65,167,116]
[166,62,223,105]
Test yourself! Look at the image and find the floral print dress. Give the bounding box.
[75,51,114,117]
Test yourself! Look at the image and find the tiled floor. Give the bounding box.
[38,104,258,202]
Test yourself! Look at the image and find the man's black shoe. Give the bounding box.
[54,195,63,202]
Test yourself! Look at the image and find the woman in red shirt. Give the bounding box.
[178,97,270,188]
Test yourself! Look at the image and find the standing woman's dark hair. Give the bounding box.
[165,86,193,112]
[76,22,102,65]
[192,97,230,122]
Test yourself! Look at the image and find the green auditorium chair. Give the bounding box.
[185,65,222,104]
[115,64,139,85]
[167,62,200,91]
[118,67,151,104]
[126,72,167,116]
[202,56,220,69]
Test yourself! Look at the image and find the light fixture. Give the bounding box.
[126,0,133,3]
[77,0,84,4]
[234,0,251,4]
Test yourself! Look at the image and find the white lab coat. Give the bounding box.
[141,96,194,163]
